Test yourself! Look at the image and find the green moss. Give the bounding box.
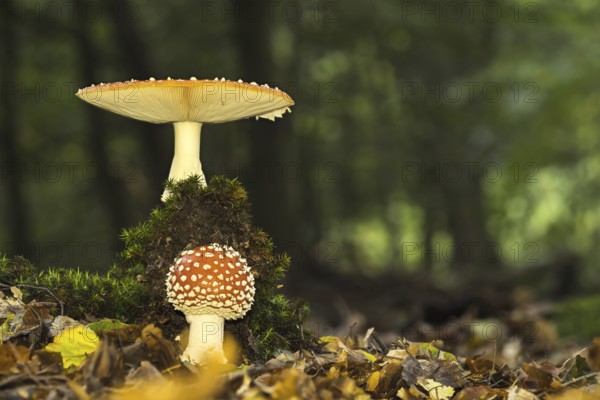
[554,295,600,341]
[0,257,147,321]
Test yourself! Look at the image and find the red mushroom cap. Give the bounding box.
[166,243,255,319]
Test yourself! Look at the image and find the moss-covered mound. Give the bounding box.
[114,176,311,360]
[0,176,312,361]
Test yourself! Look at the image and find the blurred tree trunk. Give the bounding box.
[400,1,499,272]
[107,0,169,199]
[0,1,28,256]
[74,0,127,242]
[232,2,324,282]
[422,200,436,271]
[232,1,287,243]
[442,168,498,270]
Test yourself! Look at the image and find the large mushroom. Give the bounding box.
[166,243,255,365]
[76,77,294,200]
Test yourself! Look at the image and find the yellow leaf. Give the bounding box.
[366,371,380,392]
[359,350,377,363]
[46,326,100,368]
[416,377,455,400]
[318,336,339,344]
[10,287,23,301]
[409,342,457,361]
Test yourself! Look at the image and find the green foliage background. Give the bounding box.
[2,0,600,326]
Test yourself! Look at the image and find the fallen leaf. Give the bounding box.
[416,376,455,400]
[365,371,380,392]
[402,355,424,386]
[522,363,553,391]
[47,315,81,337]
[587,338,600,371]
[10,287,23,301]
[561,355,593,386]
[46,325,100,368]
[507,386,539,399]
[0,344,29,374]
[455,386,501,399]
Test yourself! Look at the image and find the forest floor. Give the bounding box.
[1,284,599,400]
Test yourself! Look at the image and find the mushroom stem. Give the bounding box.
[161,121,206,201]
[181,313,227,365]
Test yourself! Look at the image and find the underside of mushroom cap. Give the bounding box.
[76,78,294,124]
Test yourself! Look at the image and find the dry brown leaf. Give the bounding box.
[401,355,424,386]
[547,384,600,400]
[522,363,554,391]
[141,324,164,353]
[366,362,403,396]
[416,376,455,400]
[0,344,29,374]
[586,338,600,371]
[455,386,502,399]
[507,386,539,400]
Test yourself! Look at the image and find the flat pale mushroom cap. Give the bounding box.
[76,78,294,123]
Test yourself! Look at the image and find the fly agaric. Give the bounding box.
[76,77,294,200]
[166,243,255,365]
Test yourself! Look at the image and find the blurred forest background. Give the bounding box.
[2,0,600,334]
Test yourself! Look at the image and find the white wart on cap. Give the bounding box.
[76,78,294,200]
[166,243,256,364]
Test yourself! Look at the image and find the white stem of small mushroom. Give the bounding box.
[181,313,227,365]
[161,121,206,201]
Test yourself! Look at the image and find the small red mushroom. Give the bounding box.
[166,243,255,364]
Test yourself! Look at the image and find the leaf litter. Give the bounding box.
[0,287,599,399]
